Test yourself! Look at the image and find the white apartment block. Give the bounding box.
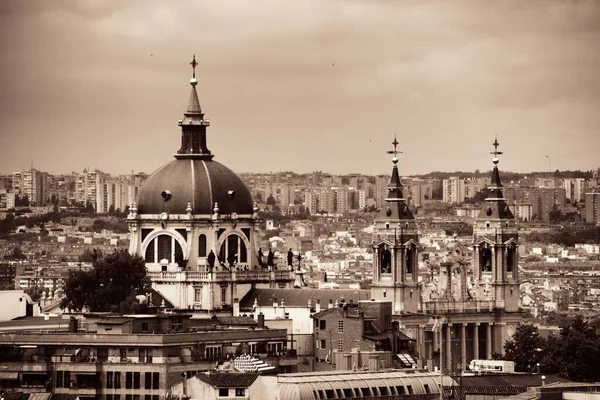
[563,178,587,203]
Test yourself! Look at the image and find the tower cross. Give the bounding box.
[386,135,402,161]
[190,54,198,79]
[491,136,503,157]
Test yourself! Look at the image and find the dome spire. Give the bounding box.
[175,55,213,160]
[487,135,504,199]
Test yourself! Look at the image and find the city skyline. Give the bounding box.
[1,1,599,176]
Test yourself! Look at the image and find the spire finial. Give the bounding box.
[386,135,402,165]
[190,55,198,87]
[491,135,503,165]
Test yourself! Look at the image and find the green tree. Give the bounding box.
[60,250,151,312]
[502,324,546,372]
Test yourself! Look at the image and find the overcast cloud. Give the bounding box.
[1,0,599,176]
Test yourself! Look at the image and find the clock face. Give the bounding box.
[160,212,169,221]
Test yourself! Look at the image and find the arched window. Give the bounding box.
[219,234,248,267]
[380,244,391,273]
[480,244,492,272]
[507,244,516,272]
[198,234,207,257]
[144,234,184,265]
[406,246,414,274]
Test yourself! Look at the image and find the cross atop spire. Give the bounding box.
[491,136,503,164]
[386,135,402,165]
[190,54,198,79]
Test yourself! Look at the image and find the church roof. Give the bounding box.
[239,288,371,310]
[135,55,254,216]
[136,159,253,215]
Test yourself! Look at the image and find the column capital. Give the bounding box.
[462,322,468,326]
[418,325,426,329]
[475,322,481,326]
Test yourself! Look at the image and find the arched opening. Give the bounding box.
[480,244,492,272]
[219,234,248,267]
[144,234,184,265]
[380,244,392,274]
[406,245,414,275]
[198,234,207,257]
[507,244,516,273]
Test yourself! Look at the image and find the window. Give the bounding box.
[126,372,133,389]
[145,372,152,390]
[145,396,152,400]
[219,388,229,397]
[424,384,431,394]
[141,322,149,332]
[319,320,326,330]
[338,320,344,333]
[157,235,172,262]
[407,385,414,395]
[152,372,160,389]
[133,372,140,389]
[114,371,121,389]
[235,388,246,396]
[106,371,113,389]
[320,340,326,349]
[198,234,207,257]
[57,371,70,388]
[221,288,227,304]
[338,339,344,351]
[194,288,202,303]
[126,396,132,400]
[139,348,153,363]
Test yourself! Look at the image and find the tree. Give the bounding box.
[541,316,600,382]
[60,250,151,313]
[502,324,546,372]
[266,195,276,206]
[79,248,103,263]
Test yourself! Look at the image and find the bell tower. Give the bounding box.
[371,136,420,314]
[473,137,520,312]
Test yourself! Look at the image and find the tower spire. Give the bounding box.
[476,135,514,219]
[175,55,213,160]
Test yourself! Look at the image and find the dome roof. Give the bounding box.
[136,158,253,216]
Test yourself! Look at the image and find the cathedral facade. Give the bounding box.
[370,138,524,373]
[128,57,294,313]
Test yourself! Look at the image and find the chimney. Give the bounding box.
[328,299,333,309]
[273,297,278,308]
[315,299,321,313]
[257,313,265,329]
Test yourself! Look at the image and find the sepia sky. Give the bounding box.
[1,0,599,176]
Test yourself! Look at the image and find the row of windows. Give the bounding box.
[143,234,250,265]
[218,388,245,397]
[312,383,426,399]
[106,372,159,389]
[106,396,160,400]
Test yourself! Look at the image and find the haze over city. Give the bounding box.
[1,0,599,176]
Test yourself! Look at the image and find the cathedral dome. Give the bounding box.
[135,55,253,216]
[136,158,253,216]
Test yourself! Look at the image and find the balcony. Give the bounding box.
[420,299,505,314]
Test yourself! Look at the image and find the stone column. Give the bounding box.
[461,323,467,370]
[446,324,452,372]
[473,323,480,360]
[433,329,439,353]
[419,325,426,360]
[486,323,493,359]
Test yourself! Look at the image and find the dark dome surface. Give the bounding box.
[136,159,253,215]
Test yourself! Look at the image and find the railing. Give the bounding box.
[235,270,271,281]
[274,270,292,280]
[187,271,209,281]
[147,271,179,282]
[421,300,505,314]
